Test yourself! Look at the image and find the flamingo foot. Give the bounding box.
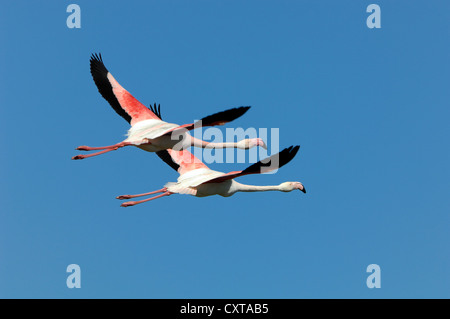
[121,201,136,207]
[116,195,132,200]
[72,155,86,160]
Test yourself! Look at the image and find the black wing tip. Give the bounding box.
[233,106,251,116]
[149,103,162,119]
[90,52,103,63]
[198,106,252,126]
[281,145,300,163]
[224,106,250,119]
[283,144,300,153]
[88,52,131,123]
[287,145,300,156]
[238,105,251,111]
[90,53,107,73]
[241,144,300,175]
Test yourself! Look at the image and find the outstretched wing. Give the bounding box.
[203,145,300,184]
[90,53,159,125]
[161,106,251,135]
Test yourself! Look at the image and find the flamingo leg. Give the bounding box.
[72,147,119,160]
[72,139,152,160]
[75,141,132,151]
[116,188,167,200]
[121,191,173,207]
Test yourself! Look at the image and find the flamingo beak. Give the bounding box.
[259,139,268,150]
[300,186,306,194]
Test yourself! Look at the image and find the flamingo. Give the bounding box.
[72,53,266,160]
[117,145,305,207]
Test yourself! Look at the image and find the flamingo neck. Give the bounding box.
[189,137,244,149]
[234,182,284,193]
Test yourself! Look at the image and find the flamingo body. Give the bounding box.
[118,146,306,207]
[124,118,181,152]
[73,53,265,160]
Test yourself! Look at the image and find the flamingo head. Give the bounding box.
[280,181,306,193]
[238,138,267,149]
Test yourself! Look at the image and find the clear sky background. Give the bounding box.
[0,1,449,298]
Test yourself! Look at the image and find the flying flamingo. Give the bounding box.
[117,145,305,207]
[72,53,266,160]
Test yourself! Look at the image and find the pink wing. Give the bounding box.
[90,53,159,126]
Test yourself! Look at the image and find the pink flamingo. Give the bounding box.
[72,53,266,160]
[117,145,305,207]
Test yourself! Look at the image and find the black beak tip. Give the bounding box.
[301,187,306,194]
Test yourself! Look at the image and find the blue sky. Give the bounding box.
[0,1,449,298]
